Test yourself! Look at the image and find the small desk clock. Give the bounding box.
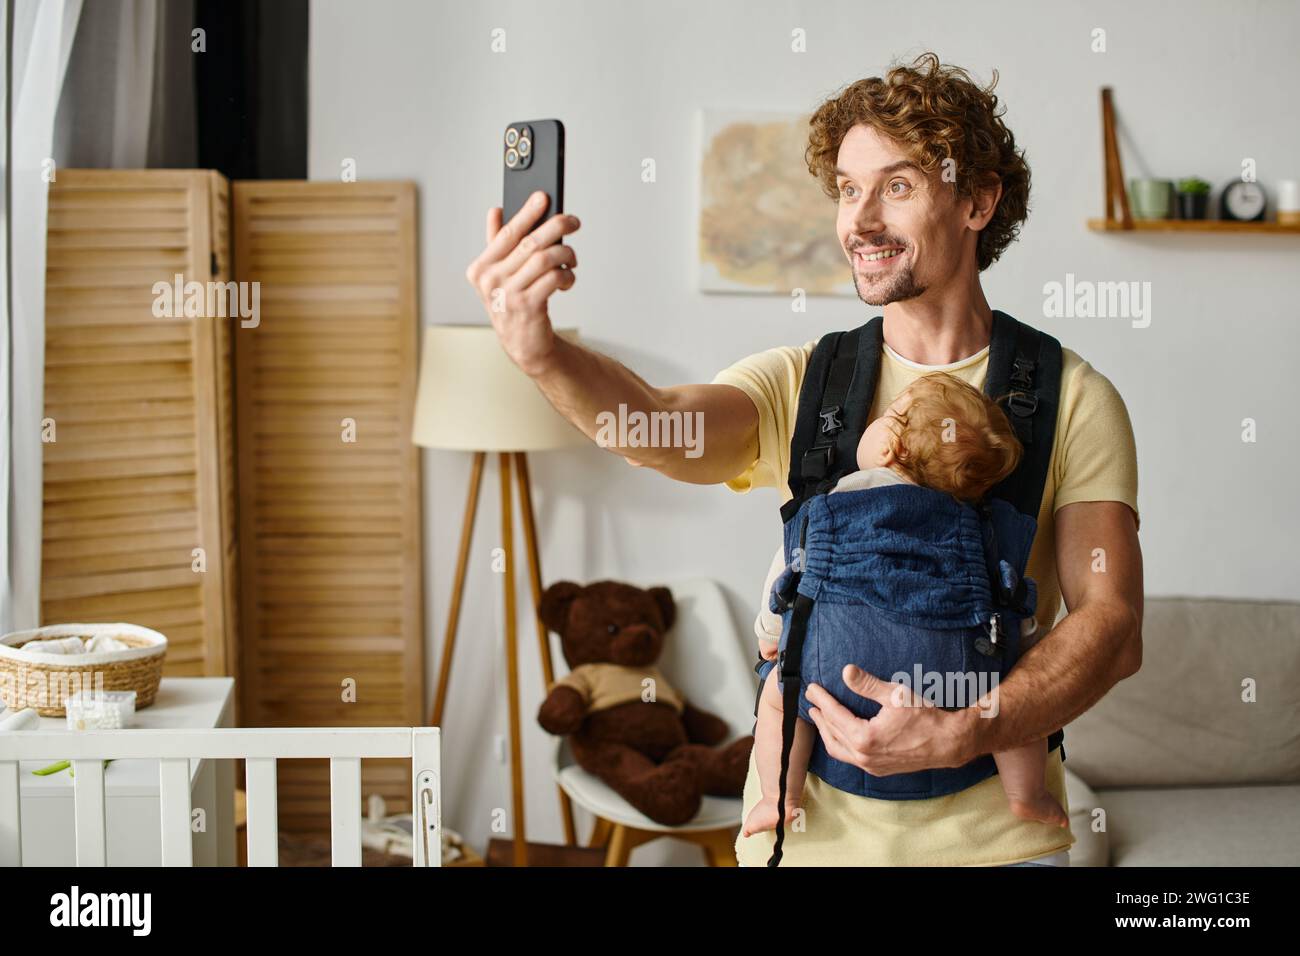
[1220,180,1267,221]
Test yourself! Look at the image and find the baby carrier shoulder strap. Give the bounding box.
[983,310,1063,520]
[981,312,1066,765]
[780,317,883,524]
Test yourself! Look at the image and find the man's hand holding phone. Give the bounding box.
[465,191,581,378]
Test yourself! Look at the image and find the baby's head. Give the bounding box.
[857,372,1023,505]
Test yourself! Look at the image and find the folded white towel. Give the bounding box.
[85,634,128,653]
[19,634,130,655]
[25,636,86,654]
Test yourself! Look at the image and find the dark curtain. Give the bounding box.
[194,0,307,180]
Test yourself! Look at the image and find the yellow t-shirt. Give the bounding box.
[712,332,1140,866]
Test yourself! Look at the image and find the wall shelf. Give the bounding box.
[1092,89,1300,237]
[1087,218,1300,234]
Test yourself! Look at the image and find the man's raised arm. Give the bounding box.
[466,190,759,487]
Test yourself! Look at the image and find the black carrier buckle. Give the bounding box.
[818,405,843,435]
[800,445,834,480]
[1006,391,1038,418]
[1009,356,1035,391]
[778,646,800,681]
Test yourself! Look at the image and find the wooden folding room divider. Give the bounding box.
[42,170,239,678]
[230,182,424,832]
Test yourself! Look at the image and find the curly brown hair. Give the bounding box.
[879,372,1022,505]
[806,52,1030,271]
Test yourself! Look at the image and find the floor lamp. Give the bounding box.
[412,324,589,867]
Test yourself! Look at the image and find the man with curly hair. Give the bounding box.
[466,52,1142,866]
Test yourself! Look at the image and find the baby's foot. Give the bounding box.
[742,796,801,837]
[1008,791,1069,828]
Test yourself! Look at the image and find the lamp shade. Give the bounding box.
[411,324,589,452]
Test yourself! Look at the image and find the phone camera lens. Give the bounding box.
[505,147,519,168]
[505,127,519,147]
[517,136,531,157]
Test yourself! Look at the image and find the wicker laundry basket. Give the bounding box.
[0,623,167,716]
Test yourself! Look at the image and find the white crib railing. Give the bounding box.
[0,725,441,867]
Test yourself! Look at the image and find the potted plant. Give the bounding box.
[1176,178,1211,220]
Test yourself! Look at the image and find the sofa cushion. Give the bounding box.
[1064,597,1300,788]
[1096,784,1300,866]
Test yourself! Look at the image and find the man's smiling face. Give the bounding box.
[834,124,974,307]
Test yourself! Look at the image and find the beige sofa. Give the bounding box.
[1061,596,1300,866]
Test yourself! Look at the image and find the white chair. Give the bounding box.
[553,577,758,866]
[0,716,441,867]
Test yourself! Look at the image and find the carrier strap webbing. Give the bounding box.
[981,312,1065,755]
[768,590,813,867]
[983,310,1062,521]
[780,319,882,525]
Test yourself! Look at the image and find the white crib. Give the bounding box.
[0,718,441,867]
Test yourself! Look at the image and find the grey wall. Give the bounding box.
[309,0,1300,862]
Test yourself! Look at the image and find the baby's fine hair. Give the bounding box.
[880,372,1023,504]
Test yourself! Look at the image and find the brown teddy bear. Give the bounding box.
[537,580,753,826]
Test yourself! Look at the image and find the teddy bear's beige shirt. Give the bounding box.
[553,663,685,715]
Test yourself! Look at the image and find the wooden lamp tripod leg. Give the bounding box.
[514,451,578,846]
[498,453,528,867]
[429,452,485,728]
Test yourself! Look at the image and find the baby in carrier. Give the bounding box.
[742,371,1070,837]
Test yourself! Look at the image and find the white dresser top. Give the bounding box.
[3,677,234,797]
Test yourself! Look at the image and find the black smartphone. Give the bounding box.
[501,119,565,232]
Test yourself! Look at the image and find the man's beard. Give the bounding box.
[848,240,926,306]
[852,257,927,306]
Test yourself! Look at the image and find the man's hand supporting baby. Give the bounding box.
[805,667,973,774]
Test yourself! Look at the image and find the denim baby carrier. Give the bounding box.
[757,310,1065,866]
